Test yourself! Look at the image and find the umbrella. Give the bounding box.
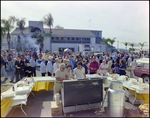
[64,48,72,52]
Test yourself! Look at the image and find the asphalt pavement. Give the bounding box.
[1,67,139,117]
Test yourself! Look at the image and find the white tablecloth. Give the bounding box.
[33,77,56,82]
[123,82,149,94]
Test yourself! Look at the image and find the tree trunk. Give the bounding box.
[50,27,52,53]
[21,31,24,52]
[8,42,10,54]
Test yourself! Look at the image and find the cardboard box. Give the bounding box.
[51,101,62,116]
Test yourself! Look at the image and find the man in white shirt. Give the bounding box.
[53,63,68,101]
[47,56,53,76]
[107,57,112,73]
[73,61,86,79]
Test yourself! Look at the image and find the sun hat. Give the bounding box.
[49,56,53,60]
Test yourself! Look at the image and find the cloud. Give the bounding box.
[1,1,149,49]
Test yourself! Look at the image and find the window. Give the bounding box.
[18,36,20,39]
[76,38,79,40]
[56,37,59,40]
[136,63,144,68]
[87,38,90,41]
[67,37,70,40]
[72,38,74,40]
[52,37,54,40]
[82,38,86,40]
[144,64,149,69]
[61,37,63,40]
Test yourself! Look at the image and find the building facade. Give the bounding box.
[10,21,112,53]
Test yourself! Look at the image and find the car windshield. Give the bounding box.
[136,63,144,68]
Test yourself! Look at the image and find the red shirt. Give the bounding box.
[39,53,43,58]
[89,61,99,73]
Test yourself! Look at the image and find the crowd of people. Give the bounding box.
[1,50,149,84]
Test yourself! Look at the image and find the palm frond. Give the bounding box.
[43,33,51,38]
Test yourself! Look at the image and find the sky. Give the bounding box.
[1,1,149,49]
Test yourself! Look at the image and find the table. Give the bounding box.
[123,82,149,104]
[32,77,55,91]
[1,76,56,117]
[1,99,14,117]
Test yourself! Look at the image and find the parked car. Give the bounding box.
[133,58,149,83]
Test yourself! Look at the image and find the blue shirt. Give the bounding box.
[112,56,117,61]
[114,66,119,74]
[71,58,75,66]
[83,64,88,74]
[40,62,46,73]
[1,58,5,65]
[27,55,30,61]
[119,64,126,75]
[30,59,36,67]
[47,61,53,73]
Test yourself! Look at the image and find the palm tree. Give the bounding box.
[1,16,16,53]
[1,26,6,43]
[55,25,64,29]
[138,42,148,49]
[15,18,26,52]
[41,13,54,53]
[121,42,129,50]
[102,37,110,53]
[129,42,137,50]
[107,37,116,52]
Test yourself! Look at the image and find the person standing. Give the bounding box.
[27,54,30,61]
[24,62,32,77]
[47,56,53,76]
[66,64,73,78]
[7,54,13,71]
[53,58,60,76]
[107,57,112,73]
[114,63,119,74]
[119,59,126,76]
[10,58,17,82]
[3,54,8,70]
[73,61,86,79]
[89,57,99,74]
[82,60,88,74]
[1,55,8,80]
[40,58,47,76]
[99,60,108,75]
[15,56,25,82]
[24,56,29,67]
[30,56,37,77]
[128,58,134,78]
[99,54,103,66]
[70,56,75,70]
[53,63,68,100]
[73,56,81,69]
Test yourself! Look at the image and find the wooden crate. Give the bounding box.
[51,101,62,116]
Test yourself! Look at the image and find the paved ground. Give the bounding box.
[1,66,139,117]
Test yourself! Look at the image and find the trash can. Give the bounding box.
[107,80,125,117]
